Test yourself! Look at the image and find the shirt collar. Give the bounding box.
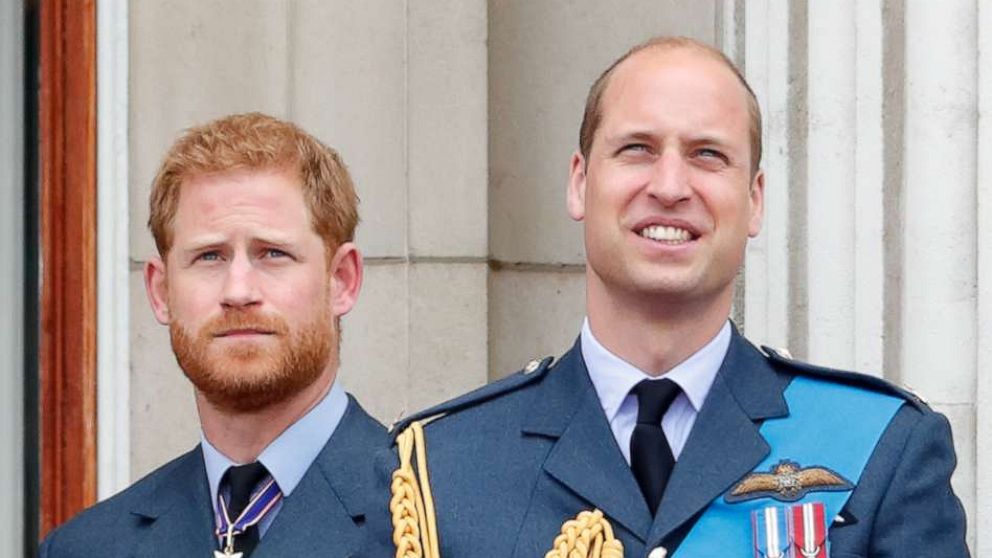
[201,379,349,506]
[582,318,732,422]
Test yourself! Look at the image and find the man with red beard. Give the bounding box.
[41,113,392,558]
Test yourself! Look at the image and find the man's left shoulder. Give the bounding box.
[388,356,556,437]
[759,345,931,412]
[756,347,969,554]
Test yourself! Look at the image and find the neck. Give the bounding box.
[197,370,335,464]
[586,277,732,376]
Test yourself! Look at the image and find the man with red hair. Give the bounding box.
[42,113,391,558]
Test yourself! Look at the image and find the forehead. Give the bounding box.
[597,47,751,139]
[171,168,312,238]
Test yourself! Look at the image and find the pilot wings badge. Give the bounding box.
[727,459,853,503]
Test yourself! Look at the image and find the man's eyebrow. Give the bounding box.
[250,233,298,247]
[607,130,656,144]
[180,236,227,254]
[684,133,734,147]
[605,130,736,147]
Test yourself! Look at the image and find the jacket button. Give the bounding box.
[648,547,667,558]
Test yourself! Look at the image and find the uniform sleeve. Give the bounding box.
[38,529,55,558]
[869,409,970,557]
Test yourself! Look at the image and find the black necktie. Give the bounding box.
[630,378,682,515]
[222,462,269,556]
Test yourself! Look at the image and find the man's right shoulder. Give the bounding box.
[40,448,201,557]
[389,355,556,440]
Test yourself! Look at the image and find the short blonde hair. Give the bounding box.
[148,112,359,256]
[578,36,763,176]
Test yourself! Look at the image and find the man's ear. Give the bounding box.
[144,256,171,325]
[328,242,363,318]
[748,169,765,237]
[566,150,588,221]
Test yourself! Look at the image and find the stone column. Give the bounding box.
[903,0,978,549]
[742,0,796,350]
[740,0,981,551]
[978,2,992,553]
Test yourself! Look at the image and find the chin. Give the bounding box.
[199,374,313,413]
[190,356,326,413]
[626,265,703,294]
[620,273,731,309]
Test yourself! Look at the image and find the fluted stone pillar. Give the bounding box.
[738,0,981,551]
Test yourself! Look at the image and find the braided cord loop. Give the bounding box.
[545,509,624,558]
[391,421,440,558]
[390,422,623,558]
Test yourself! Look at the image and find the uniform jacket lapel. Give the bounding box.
[647,327,791,548]
[131,448,216,558]
[522,342,654,543]
[130,398,385,558]
[255,397,385,558]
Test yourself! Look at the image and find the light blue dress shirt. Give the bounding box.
[201,379,348,538]
[582,319,731,464]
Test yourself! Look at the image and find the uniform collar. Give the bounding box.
[581,318,731,422]
[201,379,349,505]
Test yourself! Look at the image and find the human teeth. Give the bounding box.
[639,225,692,243]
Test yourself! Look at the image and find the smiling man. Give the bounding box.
[388,38,969,557]
[41,113,391,558]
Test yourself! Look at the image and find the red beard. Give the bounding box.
[170,308,335,412]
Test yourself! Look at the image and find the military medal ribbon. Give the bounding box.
[213,477,283,558]
[790,502,827,558]
[751,506,790,558]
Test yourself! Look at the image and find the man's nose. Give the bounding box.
[220,253,262,309]
[646,151,692,206]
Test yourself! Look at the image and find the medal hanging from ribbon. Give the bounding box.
[213,477,283,558]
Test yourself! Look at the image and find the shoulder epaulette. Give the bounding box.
[389,356,555,440]
[760,345,930,411]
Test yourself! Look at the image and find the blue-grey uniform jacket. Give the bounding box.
[40,396,394,558]
[388,327,969,557]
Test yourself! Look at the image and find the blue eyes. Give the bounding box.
[193,248,291,264]
[264,248,289,259]
[617,145,727,163]
[622,143,650,152]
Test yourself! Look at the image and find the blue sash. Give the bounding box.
[673,376,904,557]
